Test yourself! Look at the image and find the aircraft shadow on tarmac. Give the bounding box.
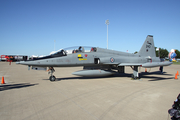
[43,76,116,81]
[42,71,174,81]
[140,71,174,81]
[0,83,38,91]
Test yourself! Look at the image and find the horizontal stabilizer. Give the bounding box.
[118,61,172,68]
[141,61,172,68]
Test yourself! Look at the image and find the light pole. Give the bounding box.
[105,20,109,49]
[54,40,56,51]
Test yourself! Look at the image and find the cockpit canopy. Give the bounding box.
[52,46,97,55]
[31,46,97,61]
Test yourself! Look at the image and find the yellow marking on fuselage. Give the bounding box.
[78,54,82,58]
[79,58,87,61]
[77,54,87,61]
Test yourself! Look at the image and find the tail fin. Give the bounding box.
[137,35,156,57]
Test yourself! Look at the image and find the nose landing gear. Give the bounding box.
[48,67,56,81]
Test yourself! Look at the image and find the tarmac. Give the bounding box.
[0,62,180,120]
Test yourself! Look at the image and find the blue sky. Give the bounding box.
[0,0,179,56]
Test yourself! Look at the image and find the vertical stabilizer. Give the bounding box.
[137,35,156,57]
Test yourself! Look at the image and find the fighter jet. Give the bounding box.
[16,35,174,81]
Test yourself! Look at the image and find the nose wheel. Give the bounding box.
[49,75,56,81]
[48,67,56,82]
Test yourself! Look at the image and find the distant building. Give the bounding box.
[0,55,28,62]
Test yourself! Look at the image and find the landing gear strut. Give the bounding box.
[131,66,139,80]
[48,67,56,81]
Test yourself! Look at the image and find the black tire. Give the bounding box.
[131,74,138,80]
[49,75,56,82]
[131,74,134,79]
[49,76,51,80]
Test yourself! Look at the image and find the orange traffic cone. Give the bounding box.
[175,73,178,79]
[177,71,179,76]
[1,76,5,84]
[145,68,147,73]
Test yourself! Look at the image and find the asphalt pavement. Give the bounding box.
[0,62,180,120]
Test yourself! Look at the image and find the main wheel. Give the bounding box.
[131,74,137,80]
[49,75,56,82]
[131,74,134,79]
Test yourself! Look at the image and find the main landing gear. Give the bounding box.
[48,67,56,81]
[130,66,140,80]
